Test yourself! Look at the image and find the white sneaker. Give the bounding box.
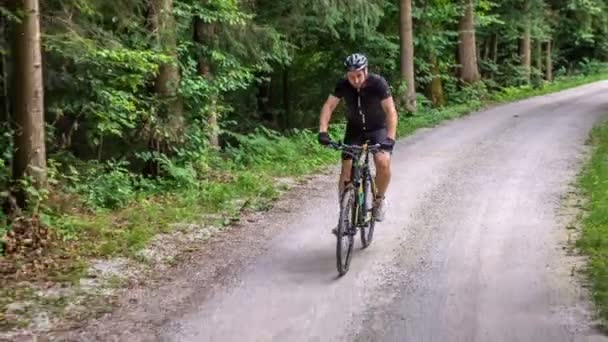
[373,197,387,222]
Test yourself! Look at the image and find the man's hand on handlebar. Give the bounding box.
[318,132,332,146]
[380,137,395,152]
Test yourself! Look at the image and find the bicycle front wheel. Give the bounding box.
[360,174,376,248]
[336,187,356,276]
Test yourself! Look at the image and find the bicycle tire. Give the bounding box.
[336,187,356,276]
[360,173,376,248]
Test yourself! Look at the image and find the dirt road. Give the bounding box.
[48,81,608,342]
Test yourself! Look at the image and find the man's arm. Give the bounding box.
[381,96,398,140]
[319,95,341,132]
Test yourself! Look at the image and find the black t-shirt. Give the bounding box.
[332,73,392,131]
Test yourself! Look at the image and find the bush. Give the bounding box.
[1,127,12,191]
[0,211,8,255]
[450,81,489,106]
[65,160,138,210]
[223,125,340,175]
[578,58,608,76]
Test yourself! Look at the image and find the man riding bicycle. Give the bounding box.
[318,53,399,222]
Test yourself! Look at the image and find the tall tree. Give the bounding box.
[535,39,542,74]
[1,10,8,125]
[399,0,416,112]
[149,0,183,141]
[11,0,47,197]
[194,14,219,147]
[413,0,458,107]
[520,0,532,82]
[545,40,552,81]
[458,0,480,83]
[429,51,445,107]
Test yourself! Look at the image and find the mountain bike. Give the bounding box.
[326,141,381,276]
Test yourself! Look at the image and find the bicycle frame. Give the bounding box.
[341,142,378,228]
[330,141,380,227]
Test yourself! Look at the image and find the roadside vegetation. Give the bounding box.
[577,119,608,331]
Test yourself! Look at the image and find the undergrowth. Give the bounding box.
[577,120,608,331]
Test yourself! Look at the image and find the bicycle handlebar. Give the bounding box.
[325,141,383,158]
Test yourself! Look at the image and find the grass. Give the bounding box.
[50,172,281,259]
[577,120,608,330]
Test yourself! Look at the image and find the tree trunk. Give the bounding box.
[11,0,47,199]
[483,36,491,61]
[545,40,553,81]
[399,0,416,112]
[282,67,291,129]
[492,33,498,64]
[194,16,219,147]
[429,51,445,107]
[149,0,183,140]
[257,76,275,127]
[490,33,498,79]
[480,36,492,78]
[520,25,531,82]
[535,40,542,73]
[143,0,183,176]
[458,0,480,84]
[520,0,531,82]
[1,14,9,125]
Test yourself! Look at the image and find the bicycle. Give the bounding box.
[326,140,381,276]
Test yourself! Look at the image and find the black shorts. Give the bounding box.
[342,126,391,160]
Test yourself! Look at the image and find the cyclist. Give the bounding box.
[318,53,398,222]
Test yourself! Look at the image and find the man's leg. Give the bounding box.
[332,127,358,234]
[373,151,391,199]
[372,125,391,221]
[332,151,353,235]
[339,124,358,199]
[339,159,353,199]
[372,149,392,222]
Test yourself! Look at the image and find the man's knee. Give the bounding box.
[374,152,391,171]
[340,160,353,180]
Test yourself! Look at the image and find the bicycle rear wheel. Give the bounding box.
[360,174,376,248]
[336,187,356,276]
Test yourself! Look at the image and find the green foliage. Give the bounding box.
[578,58,608,75]
[225,126,339,175]
[454,82,490,106]
[550,0,608,64]
[0,153,8,253]
[1,127,12,254]
[176,0,250,26]
[63,160,139,210]
[577,120,608,330]
[0,212,7,252]
[499,63,536,87]
[44,41,165,141]
[0,127,11,188]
